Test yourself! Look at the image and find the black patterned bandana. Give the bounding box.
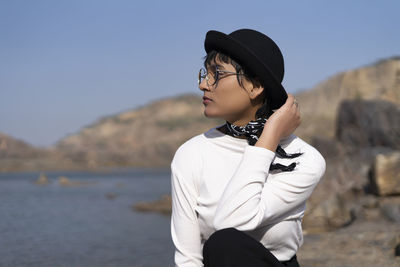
[225,117,267,145]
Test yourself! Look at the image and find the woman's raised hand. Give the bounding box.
[255,93,301,152]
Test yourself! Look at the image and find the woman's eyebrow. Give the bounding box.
[206,63,225,71]
[212,64,225,69]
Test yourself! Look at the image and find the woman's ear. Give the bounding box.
[249,78,264,100]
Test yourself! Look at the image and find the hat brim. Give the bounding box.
[204,30,287,110]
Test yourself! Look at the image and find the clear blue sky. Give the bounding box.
[1,0,399,148]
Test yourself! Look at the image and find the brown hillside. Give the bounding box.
[1,56,399,172]
[294,56,400,142]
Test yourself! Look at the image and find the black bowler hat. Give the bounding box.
[204,28,288,110]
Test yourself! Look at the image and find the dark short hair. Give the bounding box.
[202,50,263,91]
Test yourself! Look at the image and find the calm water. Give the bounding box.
[0,168,175,267]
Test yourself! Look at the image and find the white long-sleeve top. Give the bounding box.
[170,124,326,267]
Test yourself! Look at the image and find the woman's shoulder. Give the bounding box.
[170,132,209,190]
[174,132,207,156]
[171,130,209,168]
[284,134,327,174]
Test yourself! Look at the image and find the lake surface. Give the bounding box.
[0,168,175,267]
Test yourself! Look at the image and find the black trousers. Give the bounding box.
[202,227,300,267]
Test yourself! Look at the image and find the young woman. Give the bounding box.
[170,29,326,267]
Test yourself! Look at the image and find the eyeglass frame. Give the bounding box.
[198,66,248,87]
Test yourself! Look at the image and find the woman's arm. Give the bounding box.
[212,141,326,231]
[170,147,203,267]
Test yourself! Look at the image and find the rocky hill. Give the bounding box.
[1,56,399,172]
[43,55,400,168]
[294,56,400,140]
[0,132,59,172]
[52,94,224,169]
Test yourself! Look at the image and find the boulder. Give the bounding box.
[133,194,172,215]
[303,189,357,233]
[310,136,346,159]
[35,172,50,185]
[57,176,98,186]
[335,99,400,150]
[369,151,400,196]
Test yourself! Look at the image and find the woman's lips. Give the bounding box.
[203,96,212,104]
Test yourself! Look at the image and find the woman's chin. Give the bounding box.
[203,108,220,118]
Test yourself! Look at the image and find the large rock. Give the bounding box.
[302,191,355,233]
[133,194,172,215]
[34,172,51,185]
[335,99,400,149]
[369,151,400,196]
[310,136,346,159]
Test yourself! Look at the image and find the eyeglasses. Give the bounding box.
[198,67,248,87]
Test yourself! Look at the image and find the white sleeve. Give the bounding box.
[213,143,326,231]
[170,155,203,267]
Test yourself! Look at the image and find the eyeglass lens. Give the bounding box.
[198,68,217,86]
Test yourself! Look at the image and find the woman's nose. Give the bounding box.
[198,78,210,92]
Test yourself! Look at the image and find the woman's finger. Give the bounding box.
[283,93,295,109]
